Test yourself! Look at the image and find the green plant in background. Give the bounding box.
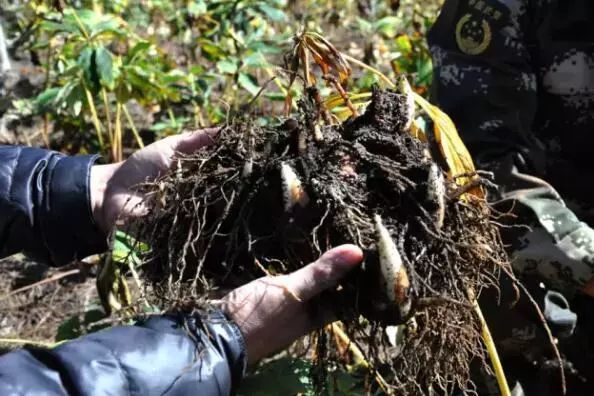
[34,8,190,160]
[2,0,440,159]
[239,357,364,396]
[97,230,149,315]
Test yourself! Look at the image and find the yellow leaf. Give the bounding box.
[324,92,371,110]
[412,92,484,199]
[332,101,370,121]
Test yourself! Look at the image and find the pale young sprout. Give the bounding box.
[280,162,310,211]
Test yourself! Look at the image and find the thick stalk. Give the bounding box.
[122,103,144,148]
[470,290,511,396]
[101,88,115,158]
[330,322,392,395]
[114,102,122,161]
[41,41,53,147]
[82,81,105,153]
[167,108,178,132]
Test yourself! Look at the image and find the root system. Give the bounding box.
[131,88,511,394]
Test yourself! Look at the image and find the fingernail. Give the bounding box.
[323,245,363,267]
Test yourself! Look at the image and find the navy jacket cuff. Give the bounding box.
[43,154,107,264]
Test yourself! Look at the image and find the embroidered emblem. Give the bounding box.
[456,13,492,55]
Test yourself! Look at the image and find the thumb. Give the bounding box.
[174,127,220,154]
[287,245,363,302]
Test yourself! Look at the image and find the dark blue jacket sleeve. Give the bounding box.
[0,145,248,395]
[0,145,107,265]
[0,311,247,395]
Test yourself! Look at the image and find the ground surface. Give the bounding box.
[0,254,100,346]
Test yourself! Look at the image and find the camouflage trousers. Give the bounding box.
[475,166,594,395]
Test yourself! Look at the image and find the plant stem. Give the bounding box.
[101,88,115,158]
[167,108,179,132]
[330,322,392,395]
[470,290,511,396]
[122,103,144,148]
[259,54,289,97]
[71,9,90,40]
[301,45,311,86]
[0,338,63,349]
[328,78,358,117]
[114,102,122,161]
[342,53,395,88]
[41,40,53,147]
[82,81,105,153]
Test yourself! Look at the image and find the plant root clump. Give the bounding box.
[132,88,510,394]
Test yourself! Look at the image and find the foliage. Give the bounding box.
[55,306,108,342]
[239,357,364,396]
[1,0,440,160]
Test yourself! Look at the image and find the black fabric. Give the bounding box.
[0,145,107,265]
[0,145,247,395]
[0,313,247,395]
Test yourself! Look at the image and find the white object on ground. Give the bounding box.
[0,23,12,73]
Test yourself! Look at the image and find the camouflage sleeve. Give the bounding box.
[428,0,594,294]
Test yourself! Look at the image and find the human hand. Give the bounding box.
[221,245,363,364]
[90,128,219,233]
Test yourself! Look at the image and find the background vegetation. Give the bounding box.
[1,0,441,161]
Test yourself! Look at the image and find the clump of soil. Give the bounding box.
[132,88,509,394]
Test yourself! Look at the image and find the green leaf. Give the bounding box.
[127,41,152,63]
[264,92,287,101]
[246,41,283,55]
[239,357,365,396]
[257,3,286,22]
[35,87,61,111]
[239,358,314,396]
[216,59,238,74]
[112,230,149,267]
[56,308,107,342]
[374,16,401,38]
[11,99,35,117]
[89,18,124,39]
[95,47,116,90]
[199,41,227,61]
[243,52,269,68]
[238,73,260,96]
[416,57,433,87]
[356,17,373,33]
[41,20,79,36]
[188,0,207,17]
[395,35,413,54]
[78,47,96,87]
[54,82,76,109]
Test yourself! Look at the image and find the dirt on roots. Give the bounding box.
[131,88,510,394]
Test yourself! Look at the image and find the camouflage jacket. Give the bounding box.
[429,0,594,294]
[429,2,594,393]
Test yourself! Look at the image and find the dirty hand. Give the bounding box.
[221,245,363,364]
[90,128,219,233]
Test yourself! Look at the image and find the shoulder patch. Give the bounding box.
[455,13,492,55]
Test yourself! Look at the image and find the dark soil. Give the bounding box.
[132,88,510,394]
[0,255,100,348]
